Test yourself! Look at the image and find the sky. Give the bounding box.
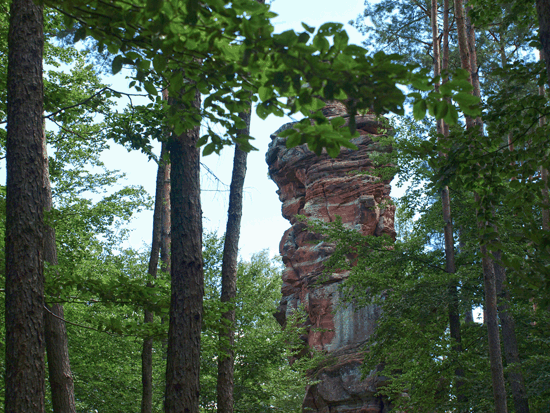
[100,0,373,260]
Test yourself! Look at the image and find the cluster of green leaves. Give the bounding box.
[307,192,549,412]
[200,233,311,413]
[45,0,481,159]
[60,251,166,413]
[43,230,315,413]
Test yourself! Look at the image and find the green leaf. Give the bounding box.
[453,92,479,106]
[112,55,124,75]
[297,32,310,44]
[318,22,344,36]
[439,82,453,95]
[312,98,326,111]
[276,30,298,47]
[256,103,269,120]
[143,81,158,96]
[433,100,448,119]
[338,139,358,150]
[137,59,151,70]
[153,55,166,73]
[203,143,216,156]
[74,26,87,43]
[258,86,271,102]
[286,131,301,148]
[412,100,427,120]
[125,51,140,61]
[326,143,340,158]
[301,22,315,33]
[444,104,459,124]
[313,34,329,52]
[344,44,367,56]
[334,31,349,50]
[278,128,295,138]
[455,68,471,79]
[330,117,346,128]
[196,135,208,147]
[411,79,432,92]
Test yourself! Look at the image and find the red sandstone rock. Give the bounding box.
[266,108,395,413]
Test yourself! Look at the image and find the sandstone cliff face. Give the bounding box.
[266,104,395,413]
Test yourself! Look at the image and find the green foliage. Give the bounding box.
[200,233,310,412]
[305,210,544,411]
[45,0,478,159]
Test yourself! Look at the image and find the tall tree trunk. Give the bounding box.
[431,0,465,402]
[489,43,531,413]
[216,109,251,413]
[44,304,77,413]
[141,144,167,413]
[541,164,549,230]
[454,0,508,411]
[165,89,203,413]
[465,8,483,128]
[476,238,507,413]
[160,142,172,276]
[536,0,550,88]
[538,65,550,230]
[159,90,172,361]
[160,141,171,360]
[43,139,77,413]
[493,253,530,413]
[5,1,46,412]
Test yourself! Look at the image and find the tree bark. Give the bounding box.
[160,141,171,359]
[538,75,550,231]
[44,303,77,413]
[475,234,508,413]
[43,139,77,413]
[488,43,531,413]
[542,161,549,231]
[141,144,166,413]
[465,8,483,128]
[431,0,465,402]
[165,89,203,413]
[5,1,46,412]
[216,109,251,413]
[454,0,508,411]
[160,142,172,276]
[493,253,530,413]
[536,0,550,88]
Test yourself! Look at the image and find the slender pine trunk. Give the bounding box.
[141,144,167,413]
[536,0,550,88]
[216,109,251,413]
[44,303,76,413]
[431,0,465,403]
[489,43,531,413]
[538,69,549,230]
[5,1,46,411]
[493,253,530,413]
[159,142,172,276]
[454,0,508,411]
[160,141,171,360]
[43,140,77,413]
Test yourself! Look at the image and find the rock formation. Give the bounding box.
[265,103,396,413]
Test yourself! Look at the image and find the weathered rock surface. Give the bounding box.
[266,105,395,413]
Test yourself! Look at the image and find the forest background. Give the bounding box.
[1,0,550,412]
